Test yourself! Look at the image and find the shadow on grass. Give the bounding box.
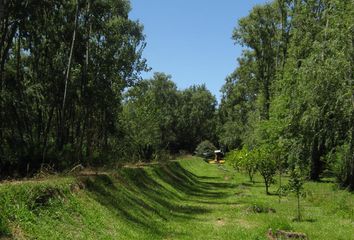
[154,162,235,197]
[83,161,234,234]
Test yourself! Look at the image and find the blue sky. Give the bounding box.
[129,0,268,102]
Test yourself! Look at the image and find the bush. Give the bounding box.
[195,140,216,159]
[328,143,352,188]
[255,145,277,195]
[153,150,172,162]
[226,146,256,182]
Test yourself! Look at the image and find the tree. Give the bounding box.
[222,0,354,189]
[0,0,148,176]
[233,3,279,120]
[177,84,217,152]
[122,73,179,161]
[218,51,258,150]
[226,147,256,183]
[288,165,304,221]
[195,140,216,159]
[256,144,277,195]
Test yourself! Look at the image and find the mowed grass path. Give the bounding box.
[1,157,353,239]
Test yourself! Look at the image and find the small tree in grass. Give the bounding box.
[274,139,287,203]
[244,148,257,183]
[288,165,304,221]
[256,145,277,195]
[226,147,256,183]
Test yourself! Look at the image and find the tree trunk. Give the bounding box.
[348,21,354,190]
[278,169,282,203]
[0,19,18,153]
[310,136,322,181]
[265,180,269,195]
[42,106,54,164]
[297,194,301,221]
[348,126,354,190]
[59,0,79,150]
[248,170,253,183]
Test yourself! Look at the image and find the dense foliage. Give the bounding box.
[0,0,217,177]
[220,0,354,189]
[195,140,216,159]
[0,0,150,176]
[122,73,217,161]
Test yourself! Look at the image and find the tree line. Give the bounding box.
[220,0,354,190]
[0,0,217,177]
[1,0,148,176]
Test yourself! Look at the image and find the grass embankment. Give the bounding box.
[0,157,353,239]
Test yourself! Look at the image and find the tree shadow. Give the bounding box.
[83,161,233,234]
[153,162,235,197]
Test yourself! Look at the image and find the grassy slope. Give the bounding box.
[0,157,353,240]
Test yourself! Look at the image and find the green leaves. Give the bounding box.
[226,146,257,182]
[0,0,148,173]
[195,140,216,159]
[222,0,354,188]
[288,166,304,195]
[122,73,218,161]
[288,165,304,221]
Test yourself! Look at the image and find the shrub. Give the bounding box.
[255,145,277,195]
[226,147,256,182]
[195,140,216,159]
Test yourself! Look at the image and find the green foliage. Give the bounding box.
[0,0,148,175]
[288,166,305,221]
[195,140,216,159]
[288,166,304,196]
[122,74,176,161]
[177,84,217,152]
[221,0,354,189]
[255,144,277,195]
[227,144,277,194]
[326,143,352,188]
[226,147,256,182]
[122,73,218,162]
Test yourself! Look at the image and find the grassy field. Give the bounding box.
[0,157,353,239]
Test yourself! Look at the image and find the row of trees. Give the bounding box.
[220,0,354,189]
[122,73,217,161]
[1,0,148,176]
[0,0,218,177]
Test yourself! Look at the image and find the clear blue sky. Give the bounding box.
[129,0,268,102]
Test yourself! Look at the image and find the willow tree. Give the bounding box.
[0,0,148,176]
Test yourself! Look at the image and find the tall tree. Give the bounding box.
[222,0,354,187]
[177,84,217,152]
[0,0,148,176]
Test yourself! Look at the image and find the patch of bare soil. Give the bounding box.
[215,218,226,226]
[8,224,26,240]
[234,219,257,229]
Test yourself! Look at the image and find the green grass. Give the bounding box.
[0,157,353,239]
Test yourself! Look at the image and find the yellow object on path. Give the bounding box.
[208,160,225,164]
